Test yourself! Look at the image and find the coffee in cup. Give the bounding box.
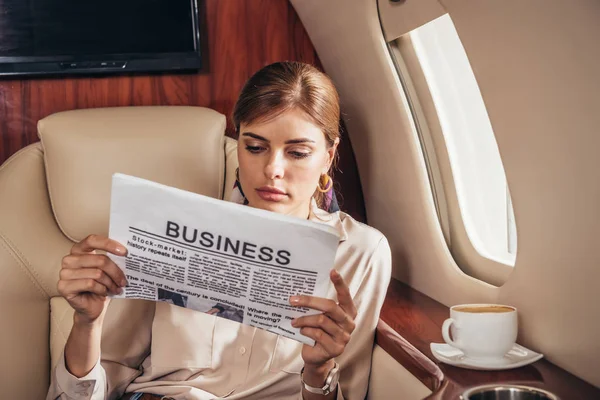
[442,303,517,360]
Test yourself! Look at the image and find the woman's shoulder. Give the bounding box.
[337,211,390,255]
[310,203,390,257]
[335,211,392,285]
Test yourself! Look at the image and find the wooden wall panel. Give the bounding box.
[0,0,365,221]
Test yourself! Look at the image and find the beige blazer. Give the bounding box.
[47,202,392,400]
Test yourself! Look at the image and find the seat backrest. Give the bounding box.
[0,106,239,399]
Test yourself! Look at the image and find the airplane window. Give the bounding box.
[391,14,517,270]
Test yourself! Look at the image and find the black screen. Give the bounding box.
[0,0,196,58]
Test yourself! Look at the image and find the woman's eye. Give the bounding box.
[245,145,264,154]
[289,151,310,159]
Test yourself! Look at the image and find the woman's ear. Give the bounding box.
[324,138,340,173]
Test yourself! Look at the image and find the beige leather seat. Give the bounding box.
[0,106,239,398]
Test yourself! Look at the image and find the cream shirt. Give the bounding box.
[47,202,392,400]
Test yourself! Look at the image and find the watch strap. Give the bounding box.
[300,362,340,396]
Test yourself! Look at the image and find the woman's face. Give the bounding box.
[237,108,338,219]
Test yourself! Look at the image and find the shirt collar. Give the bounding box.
[308,198,348,242]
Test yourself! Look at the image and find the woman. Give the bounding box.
[48,62,391,400]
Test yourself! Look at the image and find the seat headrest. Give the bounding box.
[38,106,226,241]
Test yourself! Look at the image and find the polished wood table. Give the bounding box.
[377,279,600,399]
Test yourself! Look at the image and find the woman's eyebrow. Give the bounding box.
[285,138,316,144]
[241,132,315,145]
[241,132,269,142]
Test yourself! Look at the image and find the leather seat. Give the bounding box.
[0,106,239,399]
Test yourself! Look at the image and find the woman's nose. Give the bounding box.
[264,153,285,180]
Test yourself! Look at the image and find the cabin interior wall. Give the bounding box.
[293,0,600,388]
[0,0,365,221]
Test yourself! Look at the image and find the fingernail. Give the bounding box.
[291,318,298,327]
[290,296,300,305]
[117,287,123,295]
[117,246,127,255]
[121,279,127,287]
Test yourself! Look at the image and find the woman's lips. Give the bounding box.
[256,187,287,202]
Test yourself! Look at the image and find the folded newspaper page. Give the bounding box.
[108,173,339,345]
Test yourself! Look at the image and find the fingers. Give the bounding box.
[331,269,357,320]
[290,295,344,321]
[59,267,122,295]
[57,277,110,298]
[290,296,355,333]
[292,313,351,344]
[289,270,357,333]
[62,253,127,288]
[71,234,127,257]
[300,327,345,358]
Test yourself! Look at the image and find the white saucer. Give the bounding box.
[430,343,543,371]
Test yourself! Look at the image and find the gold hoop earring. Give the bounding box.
[317,174,333,193]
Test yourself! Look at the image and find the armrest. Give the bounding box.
[0,236,50,398]
[375,319,443,392]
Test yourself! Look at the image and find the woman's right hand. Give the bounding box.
[57,234,128,325]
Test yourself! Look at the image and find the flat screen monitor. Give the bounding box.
[0,0,201,77]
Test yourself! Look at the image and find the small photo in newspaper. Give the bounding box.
[158,288,244,323]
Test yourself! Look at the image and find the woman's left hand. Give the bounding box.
[290,269,357,368]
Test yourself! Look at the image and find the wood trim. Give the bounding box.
[0,0,366,223]
[377,278,600,399]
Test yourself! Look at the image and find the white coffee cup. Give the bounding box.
[442,304,518,360]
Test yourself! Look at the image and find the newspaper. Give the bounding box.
[108,173,339,345]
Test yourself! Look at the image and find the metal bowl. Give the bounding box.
[461,384,560,400]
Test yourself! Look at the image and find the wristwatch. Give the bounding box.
[300,362,340,396]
